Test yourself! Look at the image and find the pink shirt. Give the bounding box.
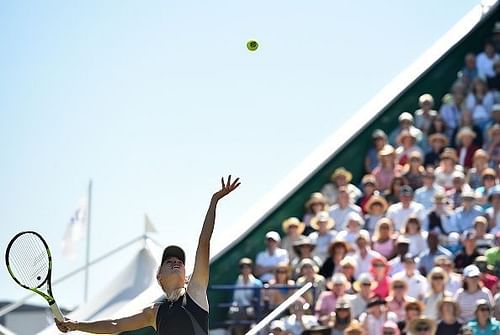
[372,239,394,259]
[372,276,391,299]
[315,292,346,318]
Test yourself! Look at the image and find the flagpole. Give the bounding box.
[84,179,92,302]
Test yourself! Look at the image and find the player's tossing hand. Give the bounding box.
[212,175,241,201]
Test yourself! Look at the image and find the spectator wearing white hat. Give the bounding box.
[308,211,337,264]
[454,265,494,322]
[449,190,483,232]
[388,236,410,276]
[439,83,466,139]
[353,230,382,278]
[315,273,353,325]
[351,273,376,319]
[393,253,428,300]
[336,212,364,246]
[255,231,289,283]
[290,237,322,279]
[446,170,472,209]
[386,185,426,232]
[269,320,286,335]
[414,94,437,135]
[467,299,500,334]
[388,112,423,147]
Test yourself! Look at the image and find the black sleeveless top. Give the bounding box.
[156,293,208,335]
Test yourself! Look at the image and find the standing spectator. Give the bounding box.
[414,167,444,211]
[435,297,462,335]
[351,273,376,319]
[328,187,362,231]
[363,195,389,234]
[365,129,389,173]
[393,253,428,300]
[422,267,451,318]
[424,192,453,234]
[372,145,403,193]
[467,149,491,190]
[414,94,438,135]
[281,217,306,260]
[467,299,500,334]
[255,231,289,283]
[465,78,495,129]
[402,151,425,190]
[372,218,397,260]
[321,167,362,205]
[319,240,348,279]
[418,230,454,276]
[401,216,427,257]
[303,192,328,232]
[476,39,500,79]
[434,148,463,190]
[424,132,448,167]
[440,84,466,139]
[308,211,337,264]
[386,185,426,232]
[453,231,481,272]
[455,265,494,322]
[389,112,424,147]
[354,230,382,278]
[449,190,483,232]
[460,52,479,88]
[455,127,480,169]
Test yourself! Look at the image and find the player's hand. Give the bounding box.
[212,175,241,201]
[55,318,78,333]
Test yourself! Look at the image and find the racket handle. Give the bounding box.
[49,301,65,322]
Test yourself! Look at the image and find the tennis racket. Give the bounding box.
[5,231,64,321]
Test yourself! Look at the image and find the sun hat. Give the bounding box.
[331,167,353,182]
[408,317,436,335]
[428,133,449,146]
[282,217,305,234]
[353,272,377,291]
[310,211,335,230]
[305,192,327,209]
[364,195,389,214]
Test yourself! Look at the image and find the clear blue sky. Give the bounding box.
[0,1,480,310]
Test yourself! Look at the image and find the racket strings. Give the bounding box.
[8,233,50,289]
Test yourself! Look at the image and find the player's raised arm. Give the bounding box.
[187,175,241,309]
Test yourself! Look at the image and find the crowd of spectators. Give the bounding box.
[224,29,500,335]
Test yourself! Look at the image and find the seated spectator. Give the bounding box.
[434,148,464,190]
[269,320,286,335]
[435,297,462,335]
[485,124,500,168]
[315,273,353,325]
[389,236,410,276]
[451,109,484,148]
[476,39,500,79]
[465,78,495,129]
[397,301,424,335]
[372,145,403,193]
[447,171,472,209]
[329,298,357,335]
[414,93,437,136]
[434,255,463,295]
[418,230,453,276]
[467,299,500,334]
[328,187,362,231]
[454,265,494,322]
[372,218,397,260]
[439,84,466,139]
[445,232,462,255]
[255,231,289,283]
[394,253,428,300]
[485,232,500,277]
[483,104,500,143]
[395,130,424,166]
[363,195,388,234]
[407,317,436,335]
[383,176,405,205]
[424,191,453,234]
[424,132,448,167]
[386,278,416,320]
[459,52,479,88]
[369,256,391,299]
[264,262,295,310]
[354,230,382,278]
[228,258,263,335]
[303,192,328,232]
[282,297,319,335]
[473,216,494,254]
[474,167,497,209]
[466,149,490,190]
[486,185,500,233]
[487,59,500,91]
[321,167,362,205]
[388,112,424,147]
[301,325,331,335]
[351,273,376,319]
[414,168,442,211]
[474,256,498,296]
[401,215,427,257]
[290,237,322,279]
[339,256,357,291]
[336,212,364,247]
[386,185,425,232]
[449,190,483,232]
[308,211,337,264]
[356,174,379,214]
[422,267,451,318]
[456,127,481,169]
[296,258,326,307]
[319,240,348,279]
[401,151,425,190]
[281,217,306,260]
[359,297,397,335]
[365,129,388,173]
[382,321,400,335]
[454,231,481,272]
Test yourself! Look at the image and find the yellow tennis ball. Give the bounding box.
[247,40,259,51]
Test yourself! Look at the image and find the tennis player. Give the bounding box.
[55,175,241,334]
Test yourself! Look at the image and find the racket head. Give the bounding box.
[5,231,52,290]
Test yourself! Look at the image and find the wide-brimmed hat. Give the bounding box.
[331,167,353,182]
[372,129,388,140]
[482,168,496,178]
[440,148,458,162]
[427,266,448,283]
[437,296,461,318]
[409,317,436,334]
[310,211,335,230]
[379,144,396,156]
[326,272,351,290]
[293,236,316,255]
[474,255,494,272]
[397,129,417,144]
[474,149,489,160]
[361,174,377,186]
[419,93,434,105]
[305,192,327,209]
[282,217,305,234]
[353,272,376,291]
[239,257,253,266]
[298,258,320,273]
[364,195,389,214]
[456,127,477,142]
[428,133,449,146]
[398,112,414,123]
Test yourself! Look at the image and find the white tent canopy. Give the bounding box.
[0,324,17,335]
[37,239,164,335]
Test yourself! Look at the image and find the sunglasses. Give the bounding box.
[478,307,490,312]
[374,263,385,268]
[393,285,405,289]
[276,270,288,274]
[383,332,395,335]
[432,276,444,280]
[361,282,372,286]
[416,327,430,332]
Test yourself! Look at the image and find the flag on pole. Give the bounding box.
[144,214,158,234]
[62,197,88,260]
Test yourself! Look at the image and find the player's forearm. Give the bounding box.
[73,320,122,333]
[199,197,218,244]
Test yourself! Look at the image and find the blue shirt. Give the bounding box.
[418,246,454,275]
[449,205,484,232]
[468,318,500,335]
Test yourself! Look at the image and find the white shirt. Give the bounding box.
[476,51,500,78]
[255,248,289,282]
[354,248,382,278]
[282,314,319,335]
[393,270,429,300]
[386,201,426,232]
[329,204,362,231]
[308,230,337,264]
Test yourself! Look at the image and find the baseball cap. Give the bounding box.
[400,185,414,196]
[270,320,285,331]
[398,112,414,122]
[161,245,186,264]
[265,231,281,242]
[463,264,481,277]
